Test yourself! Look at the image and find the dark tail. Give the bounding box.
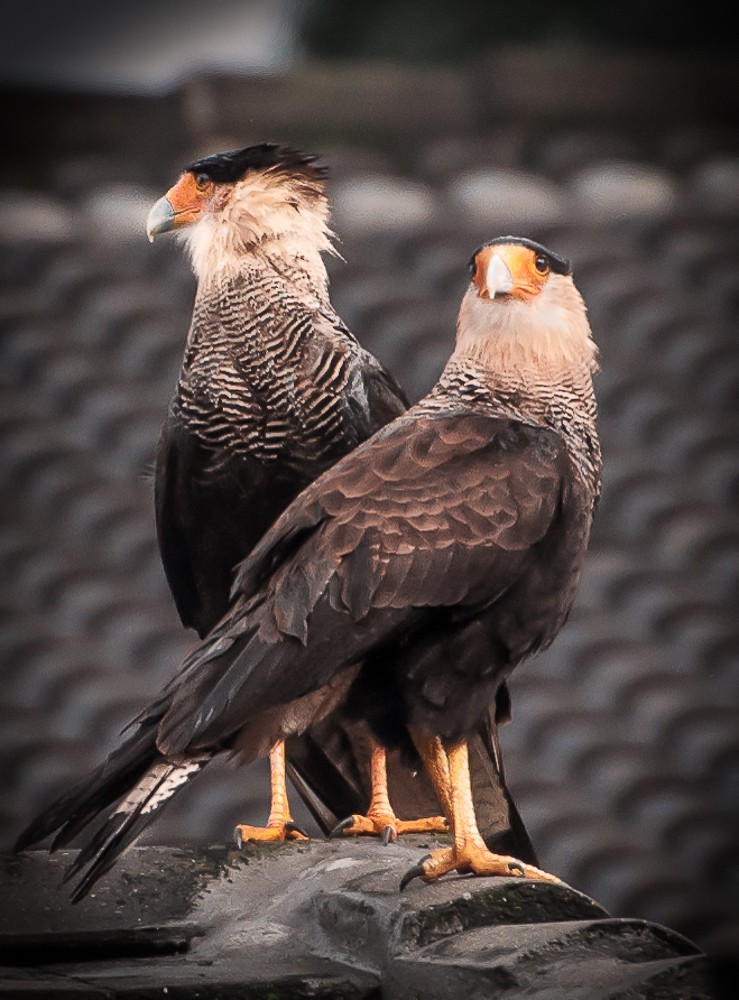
[63,757,207,903]
[14,721,208,902]
[469,712,538,865]
[13,725,159,855]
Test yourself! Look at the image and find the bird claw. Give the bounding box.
[330,811,446,842]
[329,816,356,838]
[400,854,432,892]
[234,820,308,844]
[405,843,560,885]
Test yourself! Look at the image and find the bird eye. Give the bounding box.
[534,255,550,274]
[194,173,210,190]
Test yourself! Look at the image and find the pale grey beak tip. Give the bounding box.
[146,197,176,242]
[485,254,514,298]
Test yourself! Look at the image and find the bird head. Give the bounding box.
[469,237,572,302]
[146,143,334,283]
[457,237,598,376]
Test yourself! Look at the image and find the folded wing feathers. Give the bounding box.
[14,414,569,899]
[154,418,565,755]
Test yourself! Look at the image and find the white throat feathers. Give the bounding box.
[454,273,599,387]
[182,170,338,292]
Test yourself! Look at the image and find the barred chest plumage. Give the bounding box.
[174,267,360,471]
[424,357,602,507]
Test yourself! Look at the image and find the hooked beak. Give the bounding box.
[146,197,176,242]
[485,253,514,297]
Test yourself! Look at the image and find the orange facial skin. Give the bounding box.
[163,171,215,228]
[472,244,550,301]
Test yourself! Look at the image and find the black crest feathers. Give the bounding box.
[468,237,573,277]
[186,143,328,192]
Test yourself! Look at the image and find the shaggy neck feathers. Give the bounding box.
[182,170,337,296]
[453,276,598,387]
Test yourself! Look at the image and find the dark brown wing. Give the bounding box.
[155,311,407,639]
[155,411,568,758]
[154,409,201,629]
[154,406,280,638]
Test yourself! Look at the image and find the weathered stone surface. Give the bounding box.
[0,841,717,998]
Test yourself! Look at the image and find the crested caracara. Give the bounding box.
[15,236,599,899]
[146,144,531,854]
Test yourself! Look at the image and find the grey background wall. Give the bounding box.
[1,0,737,956]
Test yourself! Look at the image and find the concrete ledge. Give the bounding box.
[0,839,717,998]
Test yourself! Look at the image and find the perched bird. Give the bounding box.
[145,143,403,640]
[15,237,599,899]
[143,144,529,853]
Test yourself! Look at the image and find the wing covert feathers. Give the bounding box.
[17,407,581,897]
[156,414,568,753]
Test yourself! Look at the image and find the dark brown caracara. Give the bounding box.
[14,237,599,899]
[143,144,531,855]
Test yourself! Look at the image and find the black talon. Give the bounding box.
[285,821,308,838]
[381,825,395,846]
[400,864,425,891]
[329,816,355,839]
[508,861,525,876]
[399,853,431,892]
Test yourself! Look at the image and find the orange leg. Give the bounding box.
[408,727,453,817]
[235,741,308,845]
[332,742,448,844]
[402,738,559,888]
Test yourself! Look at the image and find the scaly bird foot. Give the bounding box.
[234,820,308,847]
[400,845,560,890]
[331,811,448,845]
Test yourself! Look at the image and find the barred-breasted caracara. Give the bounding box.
[138,145,531,856]
[15,237,599,898]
